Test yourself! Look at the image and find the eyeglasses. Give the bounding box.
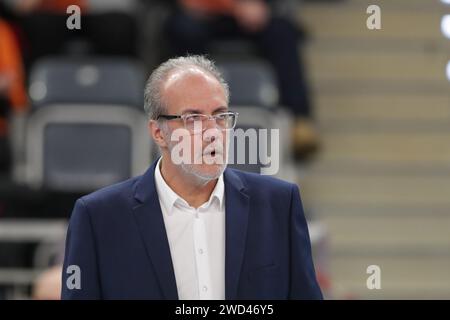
[157,111,239,133]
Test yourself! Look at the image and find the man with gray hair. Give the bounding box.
[62,55,322,300]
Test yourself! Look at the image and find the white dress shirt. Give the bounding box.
[154,158,226,300]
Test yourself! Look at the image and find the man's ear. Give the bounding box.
[148,119,168,148]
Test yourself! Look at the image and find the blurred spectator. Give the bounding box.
[32,265,62,300]
[165,0,319,159]
[7,0,138,69]
[0,13,28,174]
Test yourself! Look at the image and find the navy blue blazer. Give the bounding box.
[61,160,323,300]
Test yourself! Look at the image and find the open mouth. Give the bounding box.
[203,150,219,158]
[203,146,222,157]
[201,148,223,163]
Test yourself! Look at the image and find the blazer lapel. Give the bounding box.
[130,162,250,300]
[224,169,250,300]
[131,160,179,300]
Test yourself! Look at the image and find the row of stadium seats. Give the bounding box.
[10,55,297,193]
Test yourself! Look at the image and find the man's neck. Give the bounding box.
[159,157,218,209]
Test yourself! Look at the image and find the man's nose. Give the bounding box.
[203,120,221,142]
[204,117,219,131]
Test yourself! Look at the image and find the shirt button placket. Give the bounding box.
[193,210,212,299]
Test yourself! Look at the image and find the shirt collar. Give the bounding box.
[154,157,225,216]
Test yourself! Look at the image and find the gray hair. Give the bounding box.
[144,55,230,120]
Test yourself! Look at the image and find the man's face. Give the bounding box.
[159,68,229,182]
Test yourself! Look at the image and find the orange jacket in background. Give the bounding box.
[38,0,86,13]
[180,0,236,15]
[0,20,27,112]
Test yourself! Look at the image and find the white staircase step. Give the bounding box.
[315,132,450,165]
[299,3,444,41]
[330,255,450,299]
[301,174,450,207]
[315,94,450,122]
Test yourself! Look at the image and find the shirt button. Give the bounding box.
[199,249,204,254]
[202,286,208,292]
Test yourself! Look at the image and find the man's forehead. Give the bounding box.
[179,105,228,115]
[162,67,227,113]
[164,67,218,89]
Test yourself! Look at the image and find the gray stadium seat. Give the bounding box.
[216,60,296,180]
[22,104,152,192]
[228,106,295,181]
[217,60,279,108]
[227,123,270,174]
[28,57,145,109]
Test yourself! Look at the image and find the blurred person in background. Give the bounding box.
[32,265,62,300]
[0,5,27,175]
[0,5,29,296]
[166,0,319,159]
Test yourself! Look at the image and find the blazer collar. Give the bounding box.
[223,168,250,300]
[132,159,179,299]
